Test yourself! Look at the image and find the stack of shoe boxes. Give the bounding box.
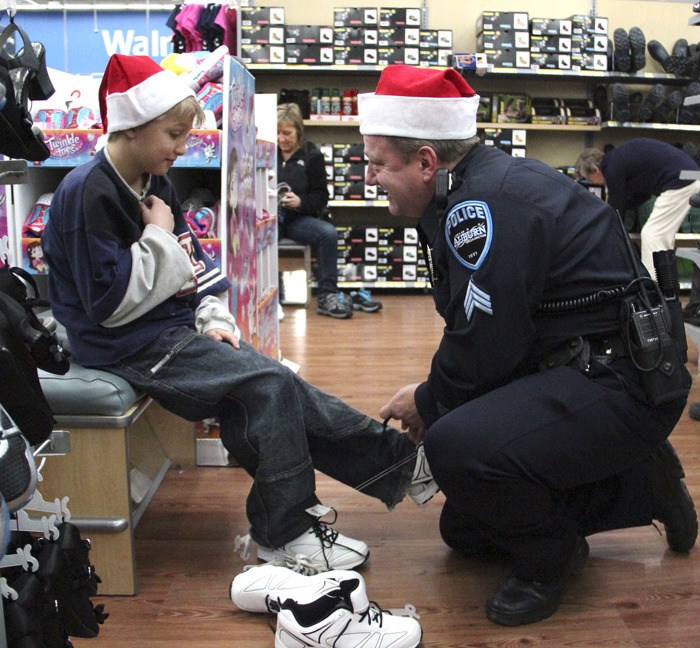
[334,7,380,65]
[330,143,387,201]
[476,11,531,69]
[241,6,452,67]
[570,14,609,71]
[240,6,286,64]
[337,226,430,284]
[377,7,421,65]
[475,11,608,71]
[284,25,334,65]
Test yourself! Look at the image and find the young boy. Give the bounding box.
[42,54,435,572]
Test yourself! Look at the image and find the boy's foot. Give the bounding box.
[408,444,440,504]
[648,440,697,553]
[230,564,361,613]
[350,288,383,313]
[275,574,422,648]
[317,292,353,319]
[257,521,369,572]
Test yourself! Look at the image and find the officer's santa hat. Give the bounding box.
[358,65,480,140]
[99,54,195,134]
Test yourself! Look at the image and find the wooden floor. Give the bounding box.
[74,294,700,648]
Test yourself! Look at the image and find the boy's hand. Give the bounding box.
[205,327,241,349]
[141,195,175,232]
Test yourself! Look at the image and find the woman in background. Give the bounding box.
[277,102,380,318]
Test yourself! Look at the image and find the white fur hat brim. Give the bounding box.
[106,69,194,133]
[358,93,480,139]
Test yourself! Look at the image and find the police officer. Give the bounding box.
[358,66,697,627]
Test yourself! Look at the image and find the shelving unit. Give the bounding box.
[249,61,700,257]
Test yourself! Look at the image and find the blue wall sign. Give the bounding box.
[3,10,174,74]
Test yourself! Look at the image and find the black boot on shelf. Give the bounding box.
[629,90,643,122]
[592,84,610,121]
[655,88,684,123]
[629,27,646,72]
[647,39,673,72]
[613,27,631,72]
[680,81,700,124]
[639,83,666,122]
[611,83,631,122]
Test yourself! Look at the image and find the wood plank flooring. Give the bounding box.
[73,294,700,647]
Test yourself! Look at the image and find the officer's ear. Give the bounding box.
[417,145,439,181]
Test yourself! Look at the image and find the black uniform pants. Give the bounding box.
[424,357,686,583]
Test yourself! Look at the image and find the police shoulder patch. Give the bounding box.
[444,200,492,270]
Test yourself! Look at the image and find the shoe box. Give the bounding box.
[333,7,378,27]
[285,25,334,44]
[334,26,378,46]
[285,44,334,65]
[337,226,429,284]
[530,18,572,36]
[333,45,378,66]
[480,127,527,157]
[379,7,422,27]
[240,6,285,26]
[377,45,420,66]
[240,43,285,64]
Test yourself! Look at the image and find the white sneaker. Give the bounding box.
[408,444,439,505]
[230,564,363,613]
[257,521,369,572]
[275,573,422,648]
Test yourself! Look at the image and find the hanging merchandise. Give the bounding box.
[0,16,54,161]
[167,2,238,55]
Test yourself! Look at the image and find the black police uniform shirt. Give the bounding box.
[414,144,638,425]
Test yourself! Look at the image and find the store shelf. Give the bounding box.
[603,121,700,132]
[330,199,388,208]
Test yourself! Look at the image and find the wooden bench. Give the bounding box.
[37,364,195,595]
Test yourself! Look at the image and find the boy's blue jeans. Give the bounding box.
[105,326,415,548]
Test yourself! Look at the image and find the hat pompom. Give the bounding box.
[359,65,480,140]
[99,54,195,134]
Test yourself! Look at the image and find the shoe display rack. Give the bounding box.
[249,62,700,249]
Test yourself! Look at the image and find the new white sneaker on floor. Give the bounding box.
[230,564,362,613]
[408,444,439,505]
[257,521,369,572]
[275,574,422,648]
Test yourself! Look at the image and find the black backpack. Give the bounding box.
[0,263,69,445]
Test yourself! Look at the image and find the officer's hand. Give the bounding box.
[205,327,241,349]
[380,383,426,445]
[141,195,175,232]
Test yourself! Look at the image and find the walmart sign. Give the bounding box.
[6,10,173,74]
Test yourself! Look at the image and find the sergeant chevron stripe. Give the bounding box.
[464,280,493,320]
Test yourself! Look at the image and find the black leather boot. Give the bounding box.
[629,27,646,72]
[639,83,666,122]
[613,27,631,72]
[611,83,631,122]
[647,39,673,71]
[485,537,590,627]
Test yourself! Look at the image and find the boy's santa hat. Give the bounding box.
[358,66,480,140]
[99,54,195,134]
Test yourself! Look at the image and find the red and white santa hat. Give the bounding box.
[358,65,480,140]
[98,54,195,134]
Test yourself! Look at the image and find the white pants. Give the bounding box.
[640,179,700,279]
